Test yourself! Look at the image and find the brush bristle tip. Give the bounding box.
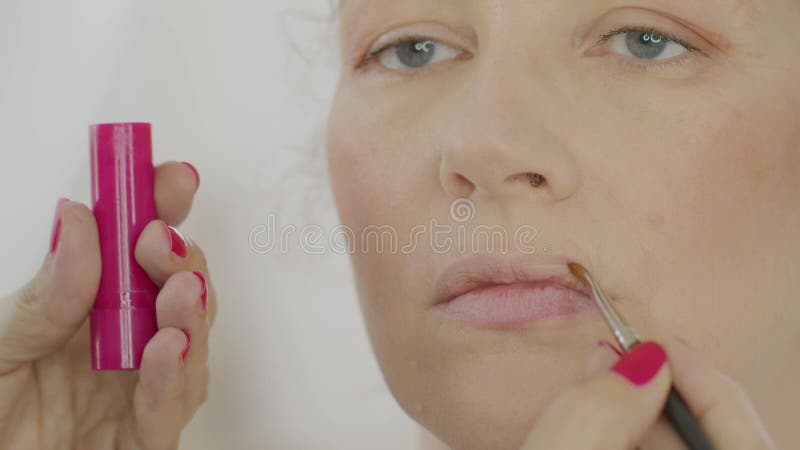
[567,262,586,278]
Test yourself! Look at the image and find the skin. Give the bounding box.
[0,162,214,449]
[327,0,800,448]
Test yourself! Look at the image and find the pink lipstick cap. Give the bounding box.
[89,122,159,370]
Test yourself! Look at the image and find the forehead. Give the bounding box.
[339,0,764,17]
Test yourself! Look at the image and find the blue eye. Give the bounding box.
[365,37,463,71]
[600,27,700,61]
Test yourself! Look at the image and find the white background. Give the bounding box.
[0,0,433,448]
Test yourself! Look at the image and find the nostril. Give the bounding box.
[526,172,547,188]
[507,172,547,188]
[452,173,472,187]
[441,171,476,198]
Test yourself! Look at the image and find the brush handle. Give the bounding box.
[664,387,716,450]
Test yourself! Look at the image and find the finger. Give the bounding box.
[0,199,100,374]
[522,341,672,450]
[123,327,189,450]
[584,341,693,450]
[639,416,690,450]
[661,336,777,450]
[134,220,208,285]
[154,271,210,414]
[154,161,199,227]
[134,220,216,326]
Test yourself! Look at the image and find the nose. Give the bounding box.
[439,56,580,202]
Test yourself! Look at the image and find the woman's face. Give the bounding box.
[327,1,800,448]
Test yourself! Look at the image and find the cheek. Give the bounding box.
[609,79,800,373]
[327,85,434,227]
[645,86,800,264]
[326,84,440,357]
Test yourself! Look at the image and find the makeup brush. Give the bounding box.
[568,262,716,450]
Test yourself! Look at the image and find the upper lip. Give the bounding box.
[432,254,594,305]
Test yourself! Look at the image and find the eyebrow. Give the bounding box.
[338,0,763,56]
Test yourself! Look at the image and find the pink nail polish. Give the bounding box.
[182,161,200,188]
[181,329,192,365]
[49,198,70,254]
[193,271,208,312]
[611,341,667,386]
[165,224,188,258]
[89,123,159,371]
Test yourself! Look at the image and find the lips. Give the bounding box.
[431,254,596,327]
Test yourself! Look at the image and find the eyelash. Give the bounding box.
[598,25,707,57]
[356,25,708,72]
[356,33,438,70]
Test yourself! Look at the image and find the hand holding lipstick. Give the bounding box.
[520,337,776,450]
[0,161,213,450]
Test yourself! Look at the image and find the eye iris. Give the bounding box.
[396,39,436,68]
[624,31,669,59]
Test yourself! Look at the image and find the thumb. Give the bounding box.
[522,341,672,450]
[0,199,100,374]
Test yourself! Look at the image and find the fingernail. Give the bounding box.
[49,198,70,254]
[164,224,188,258]
[182,161,200,188]
[193,271,208,312]
[597,339,624,357]
[610,341,667,386]
[181,329,192,365]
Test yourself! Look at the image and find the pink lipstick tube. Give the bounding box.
[89,122,159,371]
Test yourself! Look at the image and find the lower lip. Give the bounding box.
[432,283,596,328]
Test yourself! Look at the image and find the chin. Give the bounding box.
[380,335,594,450]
